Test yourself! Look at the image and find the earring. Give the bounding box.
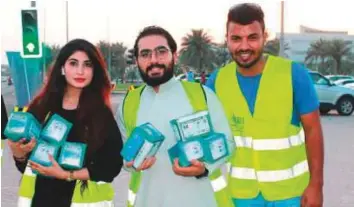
[61,67,65,75]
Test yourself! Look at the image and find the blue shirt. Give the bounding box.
[187,71,195,82]
[205,62,319,126]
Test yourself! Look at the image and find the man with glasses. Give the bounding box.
[116,26,235,207]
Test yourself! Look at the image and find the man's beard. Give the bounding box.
[233,49,263,69]
[138,60,174,87]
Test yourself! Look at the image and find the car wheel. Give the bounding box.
[336,97,354,116]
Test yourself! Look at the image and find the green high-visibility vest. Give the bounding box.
[122,81,233,207]
[215,56,309,201]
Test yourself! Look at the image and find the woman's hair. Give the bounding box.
[29,38,112,159]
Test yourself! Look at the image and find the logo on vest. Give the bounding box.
[230,115,244,134]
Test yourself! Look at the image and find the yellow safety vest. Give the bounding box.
[215,56,309,201]
[17,106,115,207]
[122,81,233,207]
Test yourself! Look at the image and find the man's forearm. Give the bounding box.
[304,121,324,187]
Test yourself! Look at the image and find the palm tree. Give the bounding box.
[306,39,352,74]
[328,39,352,74]
[264,38,290,57]
[213,41,232,68]
[305,39,331,72]
[179,29,216,73]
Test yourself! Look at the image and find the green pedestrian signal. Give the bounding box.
[21,9,42,58]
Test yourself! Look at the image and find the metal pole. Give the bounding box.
[107,14,111,77]
[23,59,31,104]
[66,1,69,42]
[279,1,285,57]
[43,5,47,74]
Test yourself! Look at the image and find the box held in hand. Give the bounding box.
[168,139,204,167]
[201,133,229,164]
[29,140,60,175]
[4,112,41,142]
[120,123,165,169]
[170,110,213,141]
[40,114,72,146]
[58,142,87,170]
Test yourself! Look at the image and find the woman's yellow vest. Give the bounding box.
[122,81,233,207]
[215,56,309,201]
[17,107,115,207]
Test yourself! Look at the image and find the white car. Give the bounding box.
[309,71,354,115]
[326,74,354,82]
[333,79,354,90]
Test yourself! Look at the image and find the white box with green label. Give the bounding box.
[201,133,229,164]
[170,110,213,141]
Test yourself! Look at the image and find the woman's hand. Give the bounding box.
[8,138,36,160]
[29,154,69,180]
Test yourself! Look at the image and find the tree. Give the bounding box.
[264,38,290,57]
[97,41,128,81]
[213,41,232,68]
[328,39,352,74]
[305,39,331,73]
[179,29,216,73]
[306,39,352,74]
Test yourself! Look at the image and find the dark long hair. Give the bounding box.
[29,39,112,184]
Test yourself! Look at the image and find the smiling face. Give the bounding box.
[226,21,267,69]
[63,51,94,89]
[136,35,176,87]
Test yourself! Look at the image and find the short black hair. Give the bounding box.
[133,26,177,57]
[227,3,265,32]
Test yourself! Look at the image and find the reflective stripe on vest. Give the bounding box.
[19,166,114,206]
[128,189,136,206]
[215,56,309,201]
[234,130,305,150]
[18,197,114,207]
[123,81,233,207]
[231,160,309,182]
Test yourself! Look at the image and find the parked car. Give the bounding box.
[325,75,354,82]
[333,79,354,90]
[309,71,354,115]
[175,73,210,83]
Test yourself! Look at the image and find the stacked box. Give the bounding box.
[40,114,72,146]
[4,112,41,142]
[169,138,204,167]
[170,111,213,141]
[201,133,229,164]
[168,110,229,167]
[58,142,87,170]
[29,139,60,175]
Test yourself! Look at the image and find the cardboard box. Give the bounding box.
[170,110,213,141]
[58,142,87,170]
[201,133,229,164]
[168,132,229,167]
[168,138,204,167]
[120,123,165,169]
[40,114,72,146]
[4,112,41,142]
[29,139,60,175]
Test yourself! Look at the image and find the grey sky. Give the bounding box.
[1,0,353,64]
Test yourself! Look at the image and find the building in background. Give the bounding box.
[276,25,354,63]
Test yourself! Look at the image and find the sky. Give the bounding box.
[1,0,353,65]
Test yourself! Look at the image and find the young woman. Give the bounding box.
[8,39,123,207]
